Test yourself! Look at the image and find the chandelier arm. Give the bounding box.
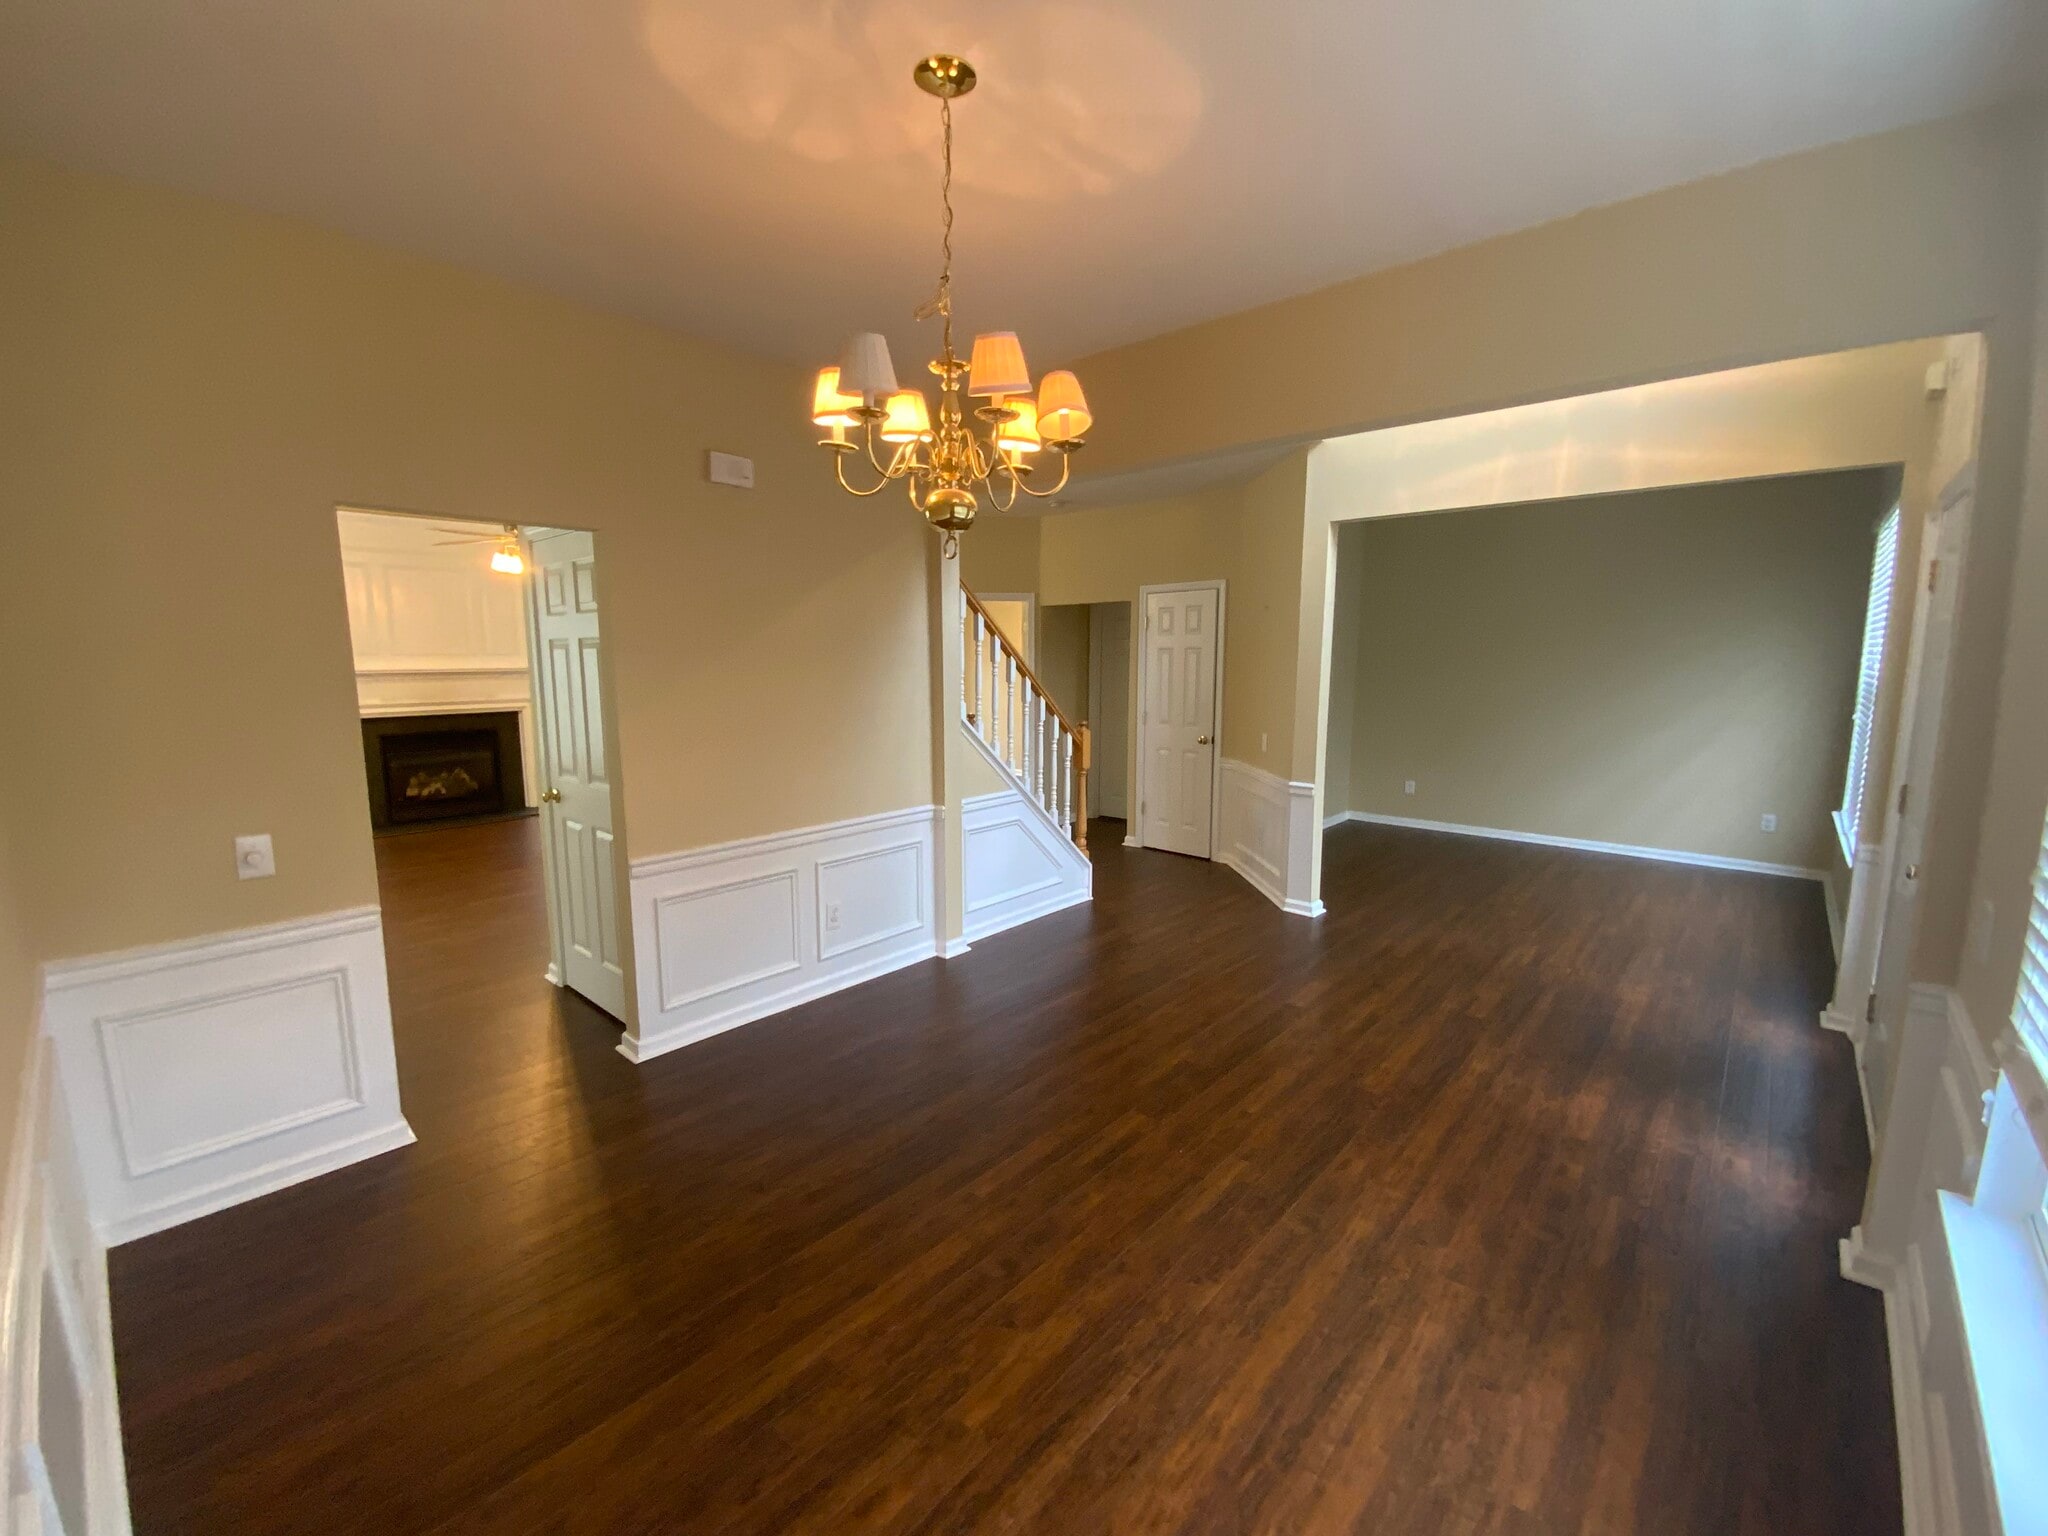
[862,426,898,478]
[979,457,1021,513]
[832,452,895,498]
[1013,451,1074,500]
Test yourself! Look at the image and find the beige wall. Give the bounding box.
[1333,473,1892,869]
[0,153,934,963]
[960,514,1042,598]
[1033,454,1313,810]
[1958,142,2048,1042]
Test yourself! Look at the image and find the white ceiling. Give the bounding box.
[2,0,2041,379]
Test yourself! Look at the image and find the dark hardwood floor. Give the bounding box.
[109,816,1897,1534]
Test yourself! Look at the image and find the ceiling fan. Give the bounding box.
[431,523,525,575]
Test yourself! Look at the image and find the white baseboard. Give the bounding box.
[962,789,1093,943]
[5,1038,134,1533]
[41,907,416,1246]
[940,937,973,959]
[1332,810,1826,881]
[624,805,947,1063]
[1218,760,1324,917]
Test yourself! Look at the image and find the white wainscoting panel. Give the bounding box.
[625,807,945,1063]
[961,790,1092,944]
[3,1039,135,1533]
[1218,760,1324,917]
[41,908,416,1246]
[1838,984,2002,1536]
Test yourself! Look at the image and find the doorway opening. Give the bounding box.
[335,509,634,1038]
[1018,600,1134,839]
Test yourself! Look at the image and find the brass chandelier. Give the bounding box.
[810,54,1093,557]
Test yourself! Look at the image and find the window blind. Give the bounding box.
[1839,508,1901,854]
[2015,806,2048,1073]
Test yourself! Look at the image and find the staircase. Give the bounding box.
[958,584,1094,940]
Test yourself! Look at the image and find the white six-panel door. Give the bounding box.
[528,529,628,1019]
[1140,585,1220,857]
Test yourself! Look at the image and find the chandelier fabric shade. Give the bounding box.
[997,397,1042,455]
[838,332,899,402]
[808,54,1092,556]
[1036,371,1094,445]
[967,332,1031,398]
[880,389,934,443]
[811,367,861,429]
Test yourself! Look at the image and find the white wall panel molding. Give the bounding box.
[624,806,947,1064]
[3,1039,134,1533]
[1334,810,1826,881]
[1218,760,1324,918]
[961,790,1092,944]
[41,908,415,1246]
[1839,983,2005,1536]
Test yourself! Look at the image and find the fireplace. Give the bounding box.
[361,712,527,832]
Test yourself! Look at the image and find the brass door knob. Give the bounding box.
[541,788,562,803]
[1196,735,1212,745]
[1905,862,1919,881]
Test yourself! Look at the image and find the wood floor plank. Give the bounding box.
[108,816,1898,1535]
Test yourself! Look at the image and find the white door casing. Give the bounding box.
[1865,479,1972,1123]
[527,528,629,1019]
[1138,583,1223,858]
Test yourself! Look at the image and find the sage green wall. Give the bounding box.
[1333,472,1893,871]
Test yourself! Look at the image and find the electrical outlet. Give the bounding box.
[234,833,275,880]
[825,902,842,931]
[1404,780,1416,796]
[1760,813,1778,833]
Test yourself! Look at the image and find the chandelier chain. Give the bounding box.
[916,95,957,356]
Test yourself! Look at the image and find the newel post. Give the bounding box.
[1075,723,1091,854]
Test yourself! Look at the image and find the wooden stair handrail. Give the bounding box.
[961,584,1082,741]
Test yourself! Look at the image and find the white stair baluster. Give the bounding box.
[1002,654,1015,771]
[973,611,987,741]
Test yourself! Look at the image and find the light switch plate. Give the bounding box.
[234,833,276,880]
[1760,813,1778,833]
[706,450,755,488]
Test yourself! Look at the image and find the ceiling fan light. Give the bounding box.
[838,332,899,401]
[997,396,1041,454]
[490,544,524,576]
[968,331,1030,397]
[811,366,861,428]
[879,389,933,443]
[1036,370,1092,442]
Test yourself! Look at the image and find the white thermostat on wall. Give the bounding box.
[706,451,755,489]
